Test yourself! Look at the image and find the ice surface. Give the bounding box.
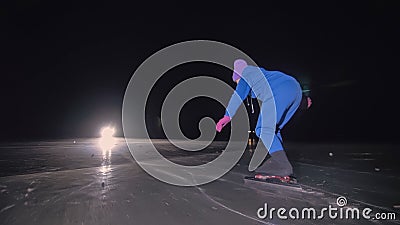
[0,139,399,224]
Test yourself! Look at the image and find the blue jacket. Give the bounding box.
[225,66,298,117]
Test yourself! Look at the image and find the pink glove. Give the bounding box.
[216,116,231,132]
[307,97,312,109]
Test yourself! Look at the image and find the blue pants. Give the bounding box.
[255,80,302,153]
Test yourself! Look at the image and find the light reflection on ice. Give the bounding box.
[97,126,117,194]
[99,139,114,196]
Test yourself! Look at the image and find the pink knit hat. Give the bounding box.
[232,59,248,82]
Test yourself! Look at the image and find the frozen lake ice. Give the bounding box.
[0,138,399,224]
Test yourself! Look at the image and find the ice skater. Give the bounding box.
[216,59,310,184]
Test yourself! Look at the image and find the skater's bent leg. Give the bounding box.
[254,146,293,176]
[253,81,302,177]
[255,129,293,176]
[275,81,303,130]
[269,131,283,154]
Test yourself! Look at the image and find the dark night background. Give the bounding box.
[1,1,398,142]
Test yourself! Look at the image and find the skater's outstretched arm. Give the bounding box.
[216,78,251,132]
[225,78,251,118]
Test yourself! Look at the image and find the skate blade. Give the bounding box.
[244,176,303,191]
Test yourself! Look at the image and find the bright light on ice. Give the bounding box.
[101,126,115,138]
[99,126,116,151]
